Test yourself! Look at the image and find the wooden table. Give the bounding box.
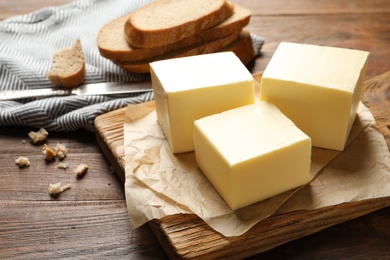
[1,0,389,259]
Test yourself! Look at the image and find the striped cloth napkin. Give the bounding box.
[0,0,264,132]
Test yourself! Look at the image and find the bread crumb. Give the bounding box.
[55,143,68,159]
[29,128,48,144]
[22,140,26,144]
[15,156,30,167]
[43,144,56,161]
[48,182,71,195]
[74,163,88,176]
[57,162,69,169]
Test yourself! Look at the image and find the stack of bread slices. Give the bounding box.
[97,0,255,73]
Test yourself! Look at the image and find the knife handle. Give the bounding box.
[0,88,72,101]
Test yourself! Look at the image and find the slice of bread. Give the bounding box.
[219,30,255,66]
[116,30,242,73]
[124,0,234,48]
[98,3,251,63]
[117,30,254,73]
[47,38,86,88]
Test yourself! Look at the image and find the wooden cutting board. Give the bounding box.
[94,72,390,259]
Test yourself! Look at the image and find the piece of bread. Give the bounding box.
[116,30,242,73]
[48,182,71,196]
[117,30,254,73]
[28,127,48,144]
[124,0,234,48]
[219,30,255,66]
[15,156,30,167]
[74,163,88,177]
[47,38,86,88]
[97,3,251,63]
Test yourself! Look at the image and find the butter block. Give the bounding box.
[150,52,255,153]
[194,102,311,210]
[260,42,369,151]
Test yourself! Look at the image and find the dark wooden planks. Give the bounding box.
[0,200,167,259]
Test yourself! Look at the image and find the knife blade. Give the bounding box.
[0,81,153,101]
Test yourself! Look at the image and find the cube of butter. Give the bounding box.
[194,102,311,210]
[260,42,369,151]
[150,52,255,153]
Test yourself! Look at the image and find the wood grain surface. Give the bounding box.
[1,0,390,259]
[94,72,390,259]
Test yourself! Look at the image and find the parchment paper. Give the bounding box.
[124,101,390,237]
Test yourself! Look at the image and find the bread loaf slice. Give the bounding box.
[98,4,251,63]
[117,30,254,73]
[219,30,255,66]
[117,30,242,73]
[124,0,234,48]
[47,38,86,88]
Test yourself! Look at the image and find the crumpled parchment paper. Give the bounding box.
[124,100,390,237]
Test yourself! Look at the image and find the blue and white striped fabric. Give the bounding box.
[0,0,264,132]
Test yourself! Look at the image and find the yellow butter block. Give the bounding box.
[150,52,255,153]
[260,42,369,151]
[194,102,311,210]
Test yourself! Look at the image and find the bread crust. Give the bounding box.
[98,4,251,63]
[124,0,234,48]
[220,30,255,65]
[117,30,254,73]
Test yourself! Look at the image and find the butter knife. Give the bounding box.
[0,81,153,101]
